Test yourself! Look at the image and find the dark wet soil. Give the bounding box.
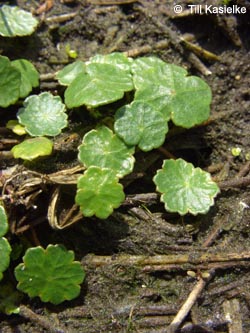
[1,1,250,332]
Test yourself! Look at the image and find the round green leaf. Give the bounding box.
[132,57,212,127]
[170,76,212,127]
[11,59,39,98]
[17,92,68,136]
[78,126,135,178]
[14,245,85,305]
[11,137,53,161]
[75,166,125,219]
[65,62,134,108]
[153,159,220,215]
[0,237,11,281]
[0,5,38,37]
[55,61,86,86]
[0,205,8,237]
[114,101,168,151]
[0,55,21,107]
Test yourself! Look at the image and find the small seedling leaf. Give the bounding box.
[132,57,212,127]
[17,92,68,136]
[14,244,85,305]
[6,120,26,136]
[11,59,39,98]
[56,61,86,86]
[78,126,135,178]
[11,137,53,161]
[114,101,168,151]
[75,166,125,219]
[0,5,38,37]
[65,62,133,108]
[0,55,21,107]
[153,159,220,215]
[0,206,11,281]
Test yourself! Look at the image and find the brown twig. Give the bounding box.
[218,176,250,189]
[167,277,209,333]
[84,251,250,268]
[19,305,66,333]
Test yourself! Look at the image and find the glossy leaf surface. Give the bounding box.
[132,57,212,127]
[75,166,125,219]
[11,137,53,161]
[0,205,8,237]
[65,60,133,108]
[153,159,220,215]
[17,92,68,136]
[114,101,168,151]
[56,61,85,86]
[78,126,135,178]
[89,52,132,71]
[0,5,38,37]
[0,56,20,107]
[15,245,85,305]
[11,59,39,98]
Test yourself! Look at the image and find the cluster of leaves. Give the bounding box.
[0,16,220,305]
[1,52,220,216]
[54,53,219,217]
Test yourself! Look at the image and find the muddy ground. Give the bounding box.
[1,0,250,332]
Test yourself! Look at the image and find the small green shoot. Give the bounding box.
[6,120,26,136]
[65,44,78,59]
[11,137,53,161]
[78,126,135,178]
[75,166,125,219]
[231,147,241,157]
[14,244,85,305]
[0,205,11,281]
[17,92,68,136]
[0,5,38,37]
[153,159,220,215]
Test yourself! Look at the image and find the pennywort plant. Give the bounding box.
[0,204,85,307]
[1,52,220,307]
[54,52,218,216]
[10,52,219,216]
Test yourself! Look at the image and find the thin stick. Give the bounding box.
[167,278,208,333]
